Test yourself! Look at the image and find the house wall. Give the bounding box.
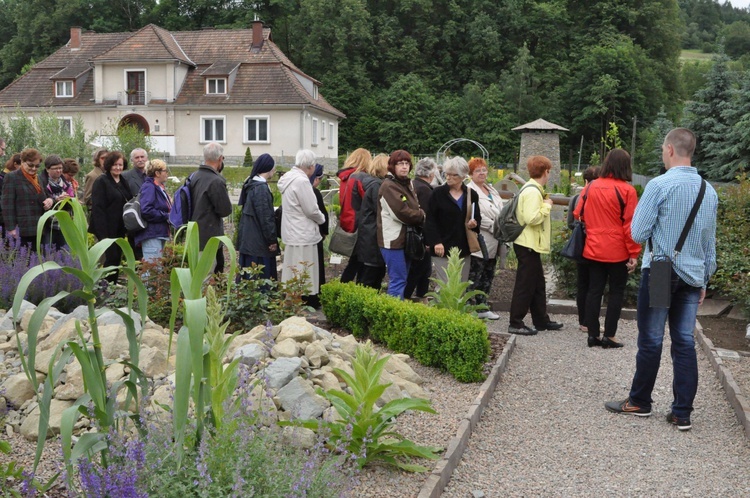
[98,63,174,102]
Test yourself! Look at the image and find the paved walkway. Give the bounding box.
[441,314,750,496]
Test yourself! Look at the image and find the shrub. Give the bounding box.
[320,281,490,382]
[243,146,253,167]
[427,247,487,315]
[711,176,750,317]
[0,237,85,313]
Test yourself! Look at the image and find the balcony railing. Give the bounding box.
[118,90,151,106]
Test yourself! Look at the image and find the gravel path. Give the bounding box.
[444,315,750,497]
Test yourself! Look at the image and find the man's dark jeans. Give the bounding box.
[629,268,701,419]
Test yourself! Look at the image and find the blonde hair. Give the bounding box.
[146,158,167,177]
[344,148,372,172]
[368,154,389,178]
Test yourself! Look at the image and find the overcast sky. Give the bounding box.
[730,0,750,9]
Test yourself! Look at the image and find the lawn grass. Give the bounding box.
[680,49,714,60]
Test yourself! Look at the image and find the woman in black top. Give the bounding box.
[89,151,132,282]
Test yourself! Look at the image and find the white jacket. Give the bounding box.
[467,180,504,259]
[278,167,325,245]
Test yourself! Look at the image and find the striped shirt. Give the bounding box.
[631,166,717,288]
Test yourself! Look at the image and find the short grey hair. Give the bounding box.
[442,156,469,179]
[203,142,223,163]
[130,148,148,161]
[295,149,316,169]
[414,157,437,178]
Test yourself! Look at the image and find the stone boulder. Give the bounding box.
[265,357,302,390]
[271,338,299,359]
[277,316,315,343]
[96,308,142,332]
[38,314,83,352]
[54,362,84,401]
[105,362,126,384]
[21,399,74,440]
[234,343,269,366]
[384,355,423,385]
[281,426,316,449]
[20,310,58,341]
[2,372,44,408]
[245,323,281,342]
[98,324,130,360]
[139,346,168,378]
[140,327,171,351]
[277,376,329,420]
[305,341,329,368]
[0,300,36,332]
[310,370,340,392]
[332,334,359,357]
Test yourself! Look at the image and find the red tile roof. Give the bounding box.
[0,25,344,118]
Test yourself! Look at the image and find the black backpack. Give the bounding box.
[493,184,543,243]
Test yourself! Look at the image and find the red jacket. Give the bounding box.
[573,177,641,262]
[337,167,363,233]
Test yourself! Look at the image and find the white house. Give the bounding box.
[0,21,345,166]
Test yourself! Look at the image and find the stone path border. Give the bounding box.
[696,320,750,440]
[416,333,517,498]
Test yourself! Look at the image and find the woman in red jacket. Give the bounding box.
[574,149,641,348]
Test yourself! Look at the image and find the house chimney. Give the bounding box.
[252,17,264,51]
[70,27,82,50]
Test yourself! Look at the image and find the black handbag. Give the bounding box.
[560,190,588,262]
[477,233,490,260]
[404,226,425,261]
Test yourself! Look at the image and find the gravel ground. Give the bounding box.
[723,355,750,404]
[443,314,750,497]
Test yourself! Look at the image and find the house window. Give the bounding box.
[312,85,318,100]
[321,120,326,140]
[58,117,73,136]
[329,122,335,148]
[201,116,226,143]
[55,81,73,98]
[312,118,319,146]
[244,116,270,143]
[206,78,227,95]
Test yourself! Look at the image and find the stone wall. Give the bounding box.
[160,154,339,172]
[517,132,562,188]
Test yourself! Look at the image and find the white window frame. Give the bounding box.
[123,68,147,94]
[312,118,319,146]
[200,115,226,143]
[328,122,335,149]
[243,115,270,144]
[55,81,74,98]
[58,117,73,136]
[206,78,227,95]
[321,120,326,140]
[312,85,318,100]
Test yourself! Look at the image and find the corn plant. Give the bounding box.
[12,198,148,485]
[427,247,487,314]
[281,342,442,472]
[168,222,237,463]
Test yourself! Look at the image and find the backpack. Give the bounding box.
[493,184,544,243]
[123,192,147,232]
[169,173,194,229]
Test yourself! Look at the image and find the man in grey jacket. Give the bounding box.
[189,142,233,272]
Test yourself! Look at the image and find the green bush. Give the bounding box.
[243,146,253,167]
[320,281,490,382]
[711,176,750,317]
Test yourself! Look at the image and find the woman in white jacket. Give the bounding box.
[467,157,504,320]
[278,149,326,305]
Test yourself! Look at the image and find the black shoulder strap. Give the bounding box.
[613,187,625,224]
[648,180,706,256]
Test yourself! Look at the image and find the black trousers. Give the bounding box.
[509,244,550,329]
[404,253,432,298]
[576,261,591,327]
[102,244,123,283]
[358,264,386,290]
[341,253,363,283]
[585,260,629,338]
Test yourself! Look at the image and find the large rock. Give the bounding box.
[312,326,333,342]
[2,372,44,408]
[139,346,168,378]
[310,370,340,392]
[332,334,359,357]
[264,357,302,390]
[384,355,423,385]
[377,383,403,407]
[246,323,281,342]
[245,383,278,425]
[324,356,354,383]
[20,310,58,340]
[98,324,130,360]
[277,316,315,343]
[234,343,269,366]
[96,308,143,332]
[0,300,36,332]
[34,347,64,375]
[105,362,126,384]
[225,334,269,361]
[38,306,90,352]
[20,399,74,440]
[277,376,329,420]
[140,328,170,351]
[381,370,428,400]
[54,362,84,401]
[304,341,329,368]
[271,338,300,359]
[281,426,316,449]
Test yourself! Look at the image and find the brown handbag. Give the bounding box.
[465,197,481,254]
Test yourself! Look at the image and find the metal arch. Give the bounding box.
[436,138,489,164]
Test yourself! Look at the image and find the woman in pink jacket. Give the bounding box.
[574,148,641,348]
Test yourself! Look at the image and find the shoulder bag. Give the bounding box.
[404,225,425,261]
[560,188,588,261]
[328,222,357,257]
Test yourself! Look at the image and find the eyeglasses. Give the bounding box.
[25,162,40,169]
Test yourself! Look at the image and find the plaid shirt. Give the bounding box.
[0,170,52,237]
[631,166,718,288]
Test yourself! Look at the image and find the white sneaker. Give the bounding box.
[477,310,500,320]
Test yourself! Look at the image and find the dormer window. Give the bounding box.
[313,85,318,100]
[56,81,73,98]
[206,78,227,95]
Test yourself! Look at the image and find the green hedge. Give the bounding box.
[320,281,490,383]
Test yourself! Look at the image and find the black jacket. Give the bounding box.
[237,178,277,258]
[189,165,232,249]
[355,175,384,266]
[88,173,132,240]
[413,177,434,213]
[425,183,481,258]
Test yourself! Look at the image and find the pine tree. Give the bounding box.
[712,70,750,180]
[243,146,253,167]
[638,107,673,175]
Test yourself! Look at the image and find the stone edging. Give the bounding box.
[417,334,518,498]
[695,320,750,440]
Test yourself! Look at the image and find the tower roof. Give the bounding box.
[512,118,569,132]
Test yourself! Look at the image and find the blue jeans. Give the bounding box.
[141,238,166,262]
[381,248,410,299]
[629,268,701,419]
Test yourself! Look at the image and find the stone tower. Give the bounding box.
[513,118,569,188]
